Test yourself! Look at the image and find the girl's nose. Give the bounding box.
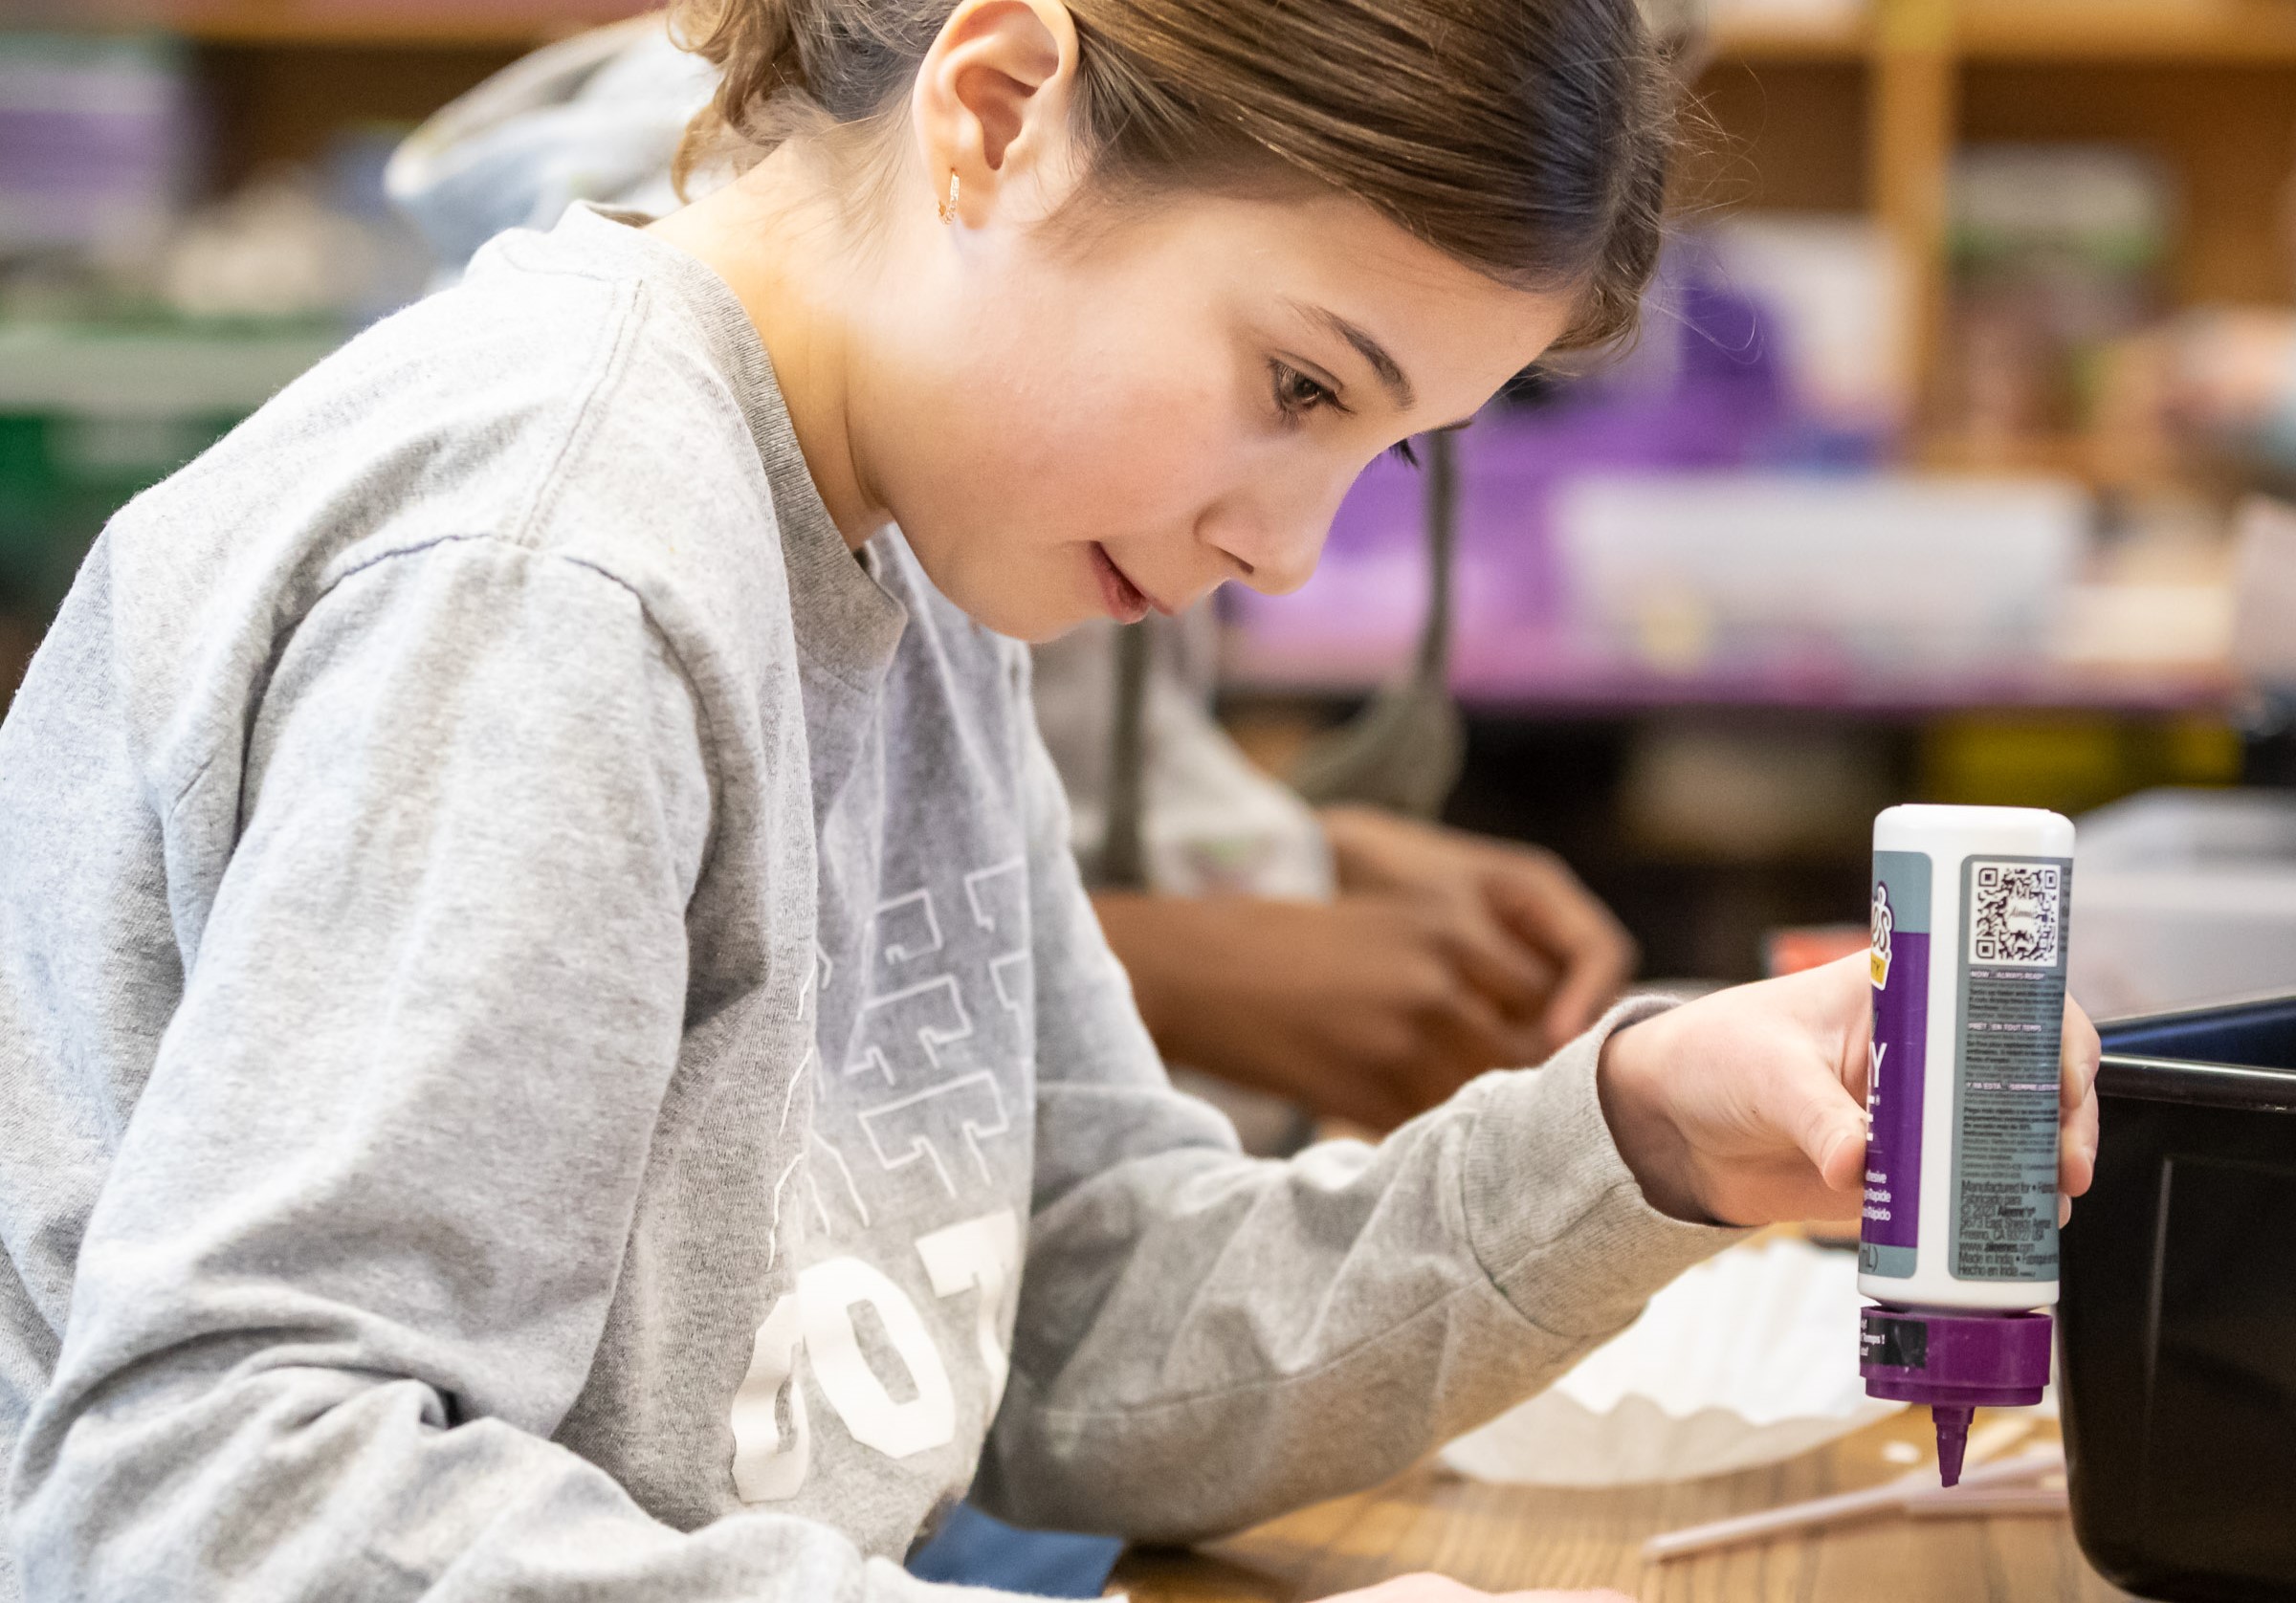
[1202,482,1344,598]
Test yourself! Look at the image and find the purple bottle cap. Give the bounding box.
[1860,1306,2053,1486]
[1860,1305,2054,1407]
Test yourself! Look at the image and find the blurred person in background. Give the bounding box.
[389,17,1637,1145]
[2164,307,2296,475]
[1036,616,1635,1139]
[2112,160,2296,479]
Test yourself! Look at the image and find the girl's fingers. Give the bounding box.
[2061,998,2102,1112]
[2059,1071,2101,1197]
[2057,996,2102,1205]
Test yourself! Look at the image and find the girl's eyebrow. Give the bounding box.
[1287,300,1416,411]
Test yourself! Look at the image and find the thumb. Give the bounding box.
[1790,1080,1868,1194]
[1788,956,1875,1193]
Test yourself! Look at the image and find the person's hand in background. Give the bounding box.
[1096,889,1554,1131]
[1319,805,1637,1051]
[1596,953,2102,1227]
[1093,813,1633,1132]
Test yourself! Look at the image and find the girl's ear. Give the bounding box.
[911,0,1085,228]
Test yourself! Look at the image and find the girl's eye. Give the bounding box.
[1269,360,1338,422]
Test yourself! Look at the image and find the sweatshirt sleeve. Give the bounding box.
[973,710,1746,1543]
[7,538,992,1603]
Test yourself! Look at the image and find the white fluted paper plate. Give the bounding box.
[1441,1237,1904,1487]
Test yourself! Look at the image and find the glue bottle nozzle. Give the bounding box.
[1932,1403,1974,1487]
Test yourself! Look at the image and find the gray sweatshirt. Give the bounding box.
[0,204,1732,1603]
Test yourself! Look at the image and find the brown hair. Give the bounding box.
[671,0,1674,348]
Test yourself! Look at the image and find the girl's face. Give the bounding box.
[653,0,1588,644]
[850,186,1579,643]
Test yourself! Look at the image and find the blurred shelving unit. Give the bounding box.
[43,1,655,185]
[24,0,2282,520]
[68,0,2285,259]
[79,0,647,44]
[1208,0,2296,977]
[1694,0,2296,472]
[64,0,637,44]
[0,2,657,704]
[10,0,2286,978]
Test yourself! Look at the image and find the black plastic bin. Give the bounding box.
[2062,995,2296,1602]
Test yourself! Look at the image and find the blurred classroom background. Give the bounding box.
[5,0,2296,999]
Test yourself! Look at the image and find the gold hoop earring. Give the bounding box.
[938,171,960,225]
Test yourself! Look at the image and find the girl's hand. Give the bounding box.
[1315,1573,1635,1603]
[1595,954,2102,1228]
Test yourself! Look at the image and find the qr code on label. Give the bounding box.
[1969,861,2062,967]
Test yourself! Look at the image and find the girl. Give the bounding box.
[0,2,2101,1601]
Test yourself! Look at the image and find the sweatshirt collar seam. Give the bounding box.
[554,205,904,683]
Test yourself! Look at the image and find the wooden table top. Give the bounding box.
[1112,1413,2134,1603]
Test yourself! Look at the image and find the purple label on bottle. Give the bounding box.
[1861,850,1931,1278]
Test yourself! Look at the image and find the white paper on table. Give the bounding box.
[1441,1237,1904,1486]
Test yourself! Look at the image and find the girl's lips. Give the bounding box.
[1090,542,1159,624]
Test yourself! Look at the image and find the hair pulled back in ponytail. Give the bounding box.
[671,0,1674,349]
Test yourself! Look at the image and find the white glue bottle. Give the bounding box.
[1858,803,2074,1485]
